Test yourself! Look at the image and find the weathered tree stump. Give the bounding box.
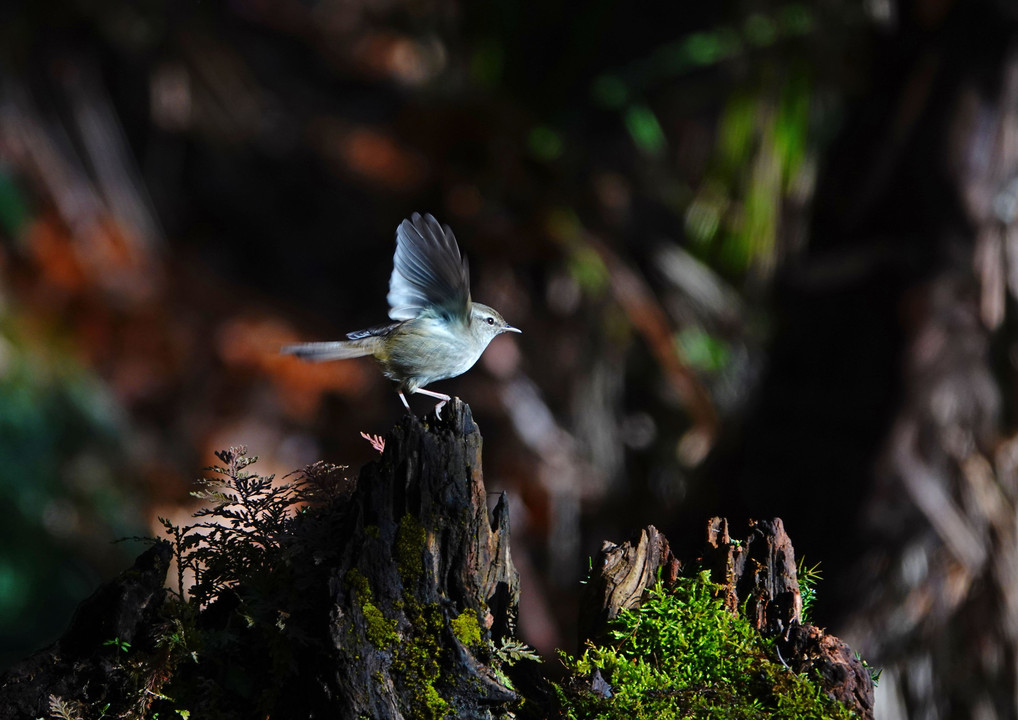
[0,402,873,719]
[703,517,875,717]
[0,541,173,719]
[0,400,520,720]
[326,399,519,719]
[579,517,876,720]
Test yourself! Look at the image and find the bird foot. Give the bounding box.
[410,388,452,420]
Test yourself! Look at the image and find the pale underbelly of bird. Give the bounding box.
[376,320,485,392]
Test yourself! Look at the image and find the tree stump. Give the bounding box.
[0,542,173,719]
[703,517,875,717]
[0,402,873,719]
[0,400,520,720]
[579,517,876,720]
[326,399,519,719]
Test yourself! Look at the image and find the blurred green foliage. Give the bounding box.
[0,165,29,239]
[0,323,141,664]
[676,327,731,373]
[687,72,814,276]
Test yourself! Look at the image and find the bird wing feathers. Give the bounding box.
[386,212,471,322]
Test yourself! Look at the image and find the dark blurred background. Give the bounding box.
[2,0,1018,717]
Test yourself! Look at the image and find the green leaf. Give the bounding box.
[624,104,666,156]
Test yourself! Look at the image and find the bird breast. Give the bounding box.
[377,316,487,390]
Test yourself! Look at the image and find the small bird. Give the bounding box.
[282,213,520,416]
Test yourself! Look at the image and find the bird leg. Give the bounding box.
[413,388,452,418]
[398,391,412,412]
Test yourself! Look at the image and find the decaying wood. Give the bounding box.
[327,399,519,719]
[581,516,875,720]
[0,541,173,719]
[780,622,876,716]
[578,525,681,643]
[1,403,873,719]
[704,516,802,636]
[702,517,874,718]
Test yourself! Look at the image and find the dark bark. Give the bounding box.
[0,404,872,719]
[0,542,173,719]
[700,518,875,719]
[323,399,519,719]
[580,517,875,720]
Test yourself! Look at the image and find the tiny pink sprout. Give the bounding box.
[360,432,385,454]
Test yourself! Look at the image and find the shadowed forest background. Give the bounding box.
[2,0,1017,717]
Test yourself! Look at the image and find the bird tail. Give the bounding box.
[281,337,380,362]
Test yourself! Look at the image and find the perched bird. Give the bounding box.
[282,213,520,416]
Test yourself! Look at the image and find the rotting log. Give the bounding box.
[580,517,875,720]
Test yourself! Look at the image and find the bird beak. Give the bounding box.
[503,325,521,334]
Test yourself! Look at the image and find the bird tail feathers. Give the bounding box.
[281,338,379,362]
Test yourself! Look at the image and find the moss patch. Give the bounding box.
[396,514,427,584]
[450,610,482,648]
[557,571,857,720]
[362,601,399,649]
[392,597,451,720]
[345,568,398,649]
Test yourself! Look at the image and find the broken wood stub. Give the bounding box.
[781,621,876,717]
[703,517,875,717]
[577,524,681,643]
[704,516,802,637]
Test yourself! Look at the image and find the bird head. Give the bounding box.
[468,303,520,348]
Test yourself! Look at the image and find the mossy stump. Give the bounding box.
[577,519,875,720]
[0,400,520,720]
[0,402,875,720]
[329,398,519,719]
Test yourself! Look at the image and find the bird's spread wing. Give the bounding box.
[386,213,471,321]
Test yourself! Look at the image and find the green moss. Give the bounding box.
[392,595,451,720]
[422,683,451,719]
[450,610,482,648]
[345,567,371,595]
[396,514,427,584]
[557,571,857,720]
[345,516,451,719]
[366,524,381,539]
[345,568,398,649]
[362,601,399,648]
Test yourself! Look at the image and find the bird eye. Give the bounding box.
[486,317,495,325]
